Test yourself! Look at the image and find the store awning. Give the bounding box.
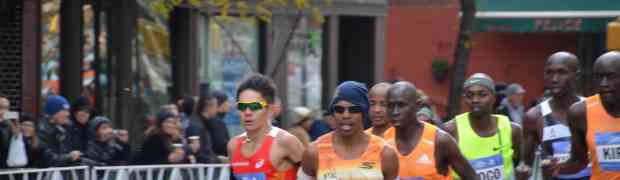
[473,0,620,32]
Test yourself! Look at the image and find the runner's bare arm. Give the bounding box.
[436,130,477,180]
[280,133,306,164]
[381,145,400,180]
[301,143,318,179]
[555,102,589,174]
[511,122,523,163]
[520,108,543,166]
[227,136,239,162]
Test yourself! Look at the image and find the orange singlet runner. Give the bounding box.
[315,132,385,180]
[231,128,297,180]
[585,95,620,179]
[388,122,451,180]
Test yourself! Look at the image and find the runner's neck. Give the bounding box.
[395,120,423,142]
[246,125,273,143]
[550,94,580,111]
[469,113,497,133]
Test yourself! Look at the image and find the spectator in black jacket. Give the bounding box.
[37,95,82,167]
[68,96,93,152]
[0,94,12,169]
[186,95,220,163]
[208,90,231,157]
[83,116,131,166]
[137,112,186,164]
[16,113,46,168]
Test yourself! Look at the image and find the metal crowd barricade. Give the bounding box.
[91,164,230,180]
[0,166,90,180]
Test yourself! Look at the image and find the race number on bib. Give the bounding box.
[595,132,620,171]
[235,172,267,180]
[469,154,504,180]
[552,141,572,163]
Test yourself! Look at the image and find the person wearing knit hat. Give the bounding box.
[83,116,132,166]
[137,111,186,165]
[443,73,522,180]
[300,81,399,180]
[69,96,94,152]
[44,95,71,125]
[38,95,82,167]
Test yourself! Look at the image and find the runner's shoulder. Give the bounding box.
[441,119,457,135]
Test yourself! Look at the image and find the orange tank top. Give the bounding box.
[365,127,396,141]
[316,132,385,180]
[388,122,451,180]
[585,95,620,179]
[231,128,297,180]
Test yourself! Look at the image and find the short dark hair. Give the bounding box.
[196,94,215,114]
[181,96,196,115]
[236,74,277,104]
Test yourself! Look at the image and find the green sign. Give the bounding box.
[475,18,616,32]
[474,0,620,32]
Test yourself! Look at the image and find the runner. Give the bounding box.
[365,82,396,140]
[517,52,591,180]
[387,81,476,180]
[228,74,305,180]
[550,51,620,179]
[443,73,522,180]
[300,81,399,180]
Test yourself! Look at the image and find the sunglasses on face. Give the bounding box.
[333,105,363,114]
[237,101,268,111]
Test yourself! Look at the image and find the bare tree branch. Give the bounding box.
[210,15,258,73]
[269,10,303,77]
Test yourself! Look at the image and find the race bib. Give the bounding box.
[552,140,572,163]
[543,124,572,142]
[470,154,504,180]
[595,132,620,171]
[235,172,267,180]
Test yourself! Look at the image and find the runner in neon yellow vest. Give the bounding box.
[443,73,522,180]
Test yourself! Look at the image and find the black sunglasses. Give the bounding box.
[333,105,363,114]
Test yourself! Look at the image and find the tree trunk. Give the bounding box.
[446,0,476,120]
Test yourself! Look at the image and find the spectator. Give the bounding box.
[143,114,157,136]
[161,103,180,116]
[212,90,231,119]
[270,97,283,128]
[287,107,313,147]
[496,83,527,123]
[186,96,220,163]
[16,113,46,168]
[0,94,12,168]
[308,118,333,141]
[137,112,186,164]
[205,90,231,157]
[415,89,443,125]
[83,116,131,166]
[68,96,93,152]
[37,95,82,167]
[179,96,195,131]
[416,107,436,125]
